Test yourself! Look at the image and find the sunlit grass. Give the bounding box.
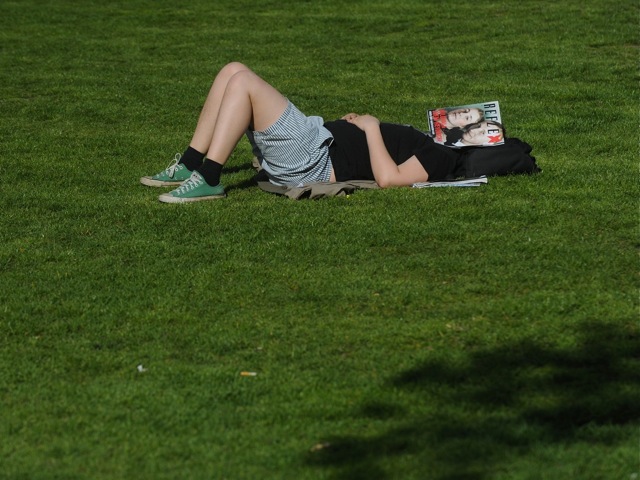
[0,0,637,479]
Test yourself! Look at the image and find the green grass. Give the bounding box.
[1,0,638,479]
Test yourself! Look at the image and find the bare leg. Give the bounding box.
[189,62,288,166]
[189,62,250,153]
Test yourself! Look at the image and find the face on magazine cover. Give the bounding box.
[447,108,483,128]
[461,121,504,145]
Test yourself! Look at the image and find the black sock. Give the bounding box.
[197,159,224,186]
[180,146,205,171]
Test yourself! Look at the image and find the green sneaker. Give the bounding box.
[140,154,193,187]
[158,171,226,203]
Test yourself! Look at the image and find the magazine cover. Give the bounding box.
[427,101,504,147]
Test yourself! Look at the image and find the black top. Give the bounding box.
[324,120,461,182]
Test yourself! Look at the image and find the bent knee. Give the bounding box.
[220,61,251,76]
[225,69,260,92]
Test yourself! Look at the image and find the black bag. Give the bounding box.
[454,138,541,178]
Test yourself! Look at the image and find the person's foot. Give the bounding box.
[158,172,226,203]
[140,154,193,187]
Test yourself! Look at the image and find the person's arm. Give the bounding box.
[343,113,429,188]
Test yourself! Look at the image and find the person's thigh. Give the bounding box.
[240,71,289,132]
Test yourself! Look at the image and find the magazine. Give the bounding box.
[427,101,504,148]
[412,176,488,189]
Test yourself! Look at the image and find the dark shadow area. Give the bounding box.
[222,163,256,175]
[305,321,640,479]
[225,176,260,194]
[224,164,264,194]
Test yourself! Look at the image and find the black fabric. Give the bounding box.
[453,138,541,178]
[180,146,206,171]
[197,159,224,186]
[324,120,460,182]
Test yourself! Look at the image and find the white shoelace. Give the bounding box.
[174,172,203,195]
[164,153,182,178]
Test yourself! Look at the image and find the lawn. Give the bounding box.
[0,0,638,479]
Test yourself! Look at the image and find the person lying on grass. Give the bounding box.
[141,62,470,203]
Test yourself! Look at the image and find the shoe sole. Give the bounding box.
[158,193,226,204]
[140,176,185,187]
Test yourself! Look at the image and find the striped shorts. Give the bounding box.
[250,101,334,187]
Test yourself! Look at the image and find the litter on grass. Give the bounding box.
[137,364,147,373]
[309,442,331,452]
[240,371,257,377]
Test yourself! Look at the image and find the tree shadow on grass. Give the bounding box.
[305,321,640,479]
